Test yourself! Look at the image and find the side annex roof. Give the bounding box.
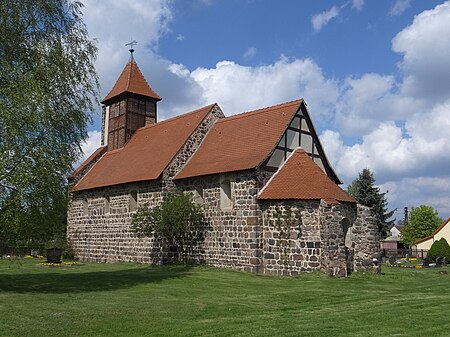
[74,104,216,191]
[257,148,355,203]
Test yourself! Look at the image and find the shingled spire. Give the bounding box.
[101,48,161,151]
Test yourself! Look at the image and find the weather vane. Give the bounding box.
[125,39,138,58]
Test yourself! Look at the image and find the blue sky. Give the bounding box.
[81,0,450,220]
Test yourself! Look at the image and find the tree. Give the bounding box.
[427,238,450,262]
[401,205,441,246]
[131,191,208,263]
[347,169,395,239]
[0,1,98,252]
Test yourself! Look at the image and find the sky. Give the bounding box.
[79,0,450,220]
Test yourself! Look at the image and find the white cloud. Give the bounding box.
[79,1,450,218]
[186,57,339,124]
[392,2,450,102]
[82,0,173,99]
[389,0,412,16]
[311,6,340,32]
[243,47,257,59]
[381,177,450,220]
[74,131,102,167]
[176,34,185,41]
[352,0,364,11]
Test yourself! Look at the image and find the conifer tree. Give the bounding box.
[347,169,395,238]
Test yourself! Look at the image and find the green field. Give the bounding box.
[1,258,449,337]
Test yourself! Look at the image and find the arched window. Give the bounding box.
[104,195,110,214]
[82,198,88,216]
[341,218,352,248]
[193,186,204,204]
[129,190,138,212]
[220,179,232,210]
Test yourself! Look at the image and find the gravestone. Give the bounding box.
[389,256,397,265]
[422,257,429,267]
[436,257,443,267]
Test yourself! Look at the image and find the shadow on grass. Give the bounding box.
[0,264,192,294]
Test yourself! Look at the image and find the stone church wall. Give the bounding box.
[68,164,380,277]
[259,200,323,276]
[67,180,164,263]
[177,170,270,273]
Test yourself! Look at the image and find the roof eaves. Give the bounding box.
[69,146,107,179]
[416,217,450,244]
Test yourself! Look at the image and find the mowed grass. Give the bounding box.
[1,259,449,337]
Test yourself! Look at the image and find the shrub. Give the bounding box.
[427,238,450,261]
[131,190,207,263]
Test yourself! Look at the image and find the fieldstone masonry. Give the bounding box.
[68,165,380,276]
[67,104,380,277]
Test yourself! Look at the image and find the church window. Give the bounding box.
[193,186,204,204]
[114,103,120,117]
[341,218,352,248]
[129,190,138,212]
[220,179,232,210]
[82,198,88,216]
[104,195,110,214]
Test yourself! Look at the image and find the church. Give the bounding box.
[67,52,380,277]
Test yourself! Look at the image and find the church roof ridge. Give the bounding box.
[137,103,217,132]
[101,59,161,104]
[219,99,303,123]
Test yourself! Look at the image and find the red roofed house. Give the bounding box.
[67,54,380,277]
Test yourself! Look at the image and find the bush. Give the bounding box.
[427,238,450,261]
[131,190,207,263]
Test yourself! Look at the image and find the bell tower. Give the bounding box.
[101,44,161,151]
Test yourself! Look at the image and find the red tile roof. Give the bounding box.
[101,60,161,104]
[74,104,216,191]
[416,217,450,244]
[257,148,355,203]
[68,146,107,179]
[175,100,302,179]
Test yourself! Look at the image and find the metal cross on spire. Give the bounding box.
[125,39,138,58]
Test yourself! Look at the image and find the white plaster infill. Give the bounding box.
[257,147,302,199]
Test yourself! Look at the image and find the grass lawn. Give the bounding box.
[1,258,449,337]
